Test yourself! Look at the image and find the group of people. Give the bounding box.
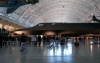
[0,33,28,51]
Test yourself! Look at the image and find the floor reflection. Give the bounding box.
[48,42,72,56]
[97,44,100,50]
[90,45,93,56]
[1,38,100,63]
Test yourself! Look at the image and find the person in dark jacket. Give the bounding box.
[37,36,41,46]
[0,34,3,48]
[20,33,27,51]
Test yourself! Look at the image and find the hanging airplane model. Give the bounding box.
[91,15,100,22]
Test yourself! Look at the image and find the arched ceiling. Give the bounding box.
[1,0,100,28]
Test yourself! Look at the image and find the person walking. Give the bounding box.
[20,33,27,51]
[0,34,3,48]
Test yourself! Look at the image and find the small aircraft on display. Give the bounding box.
[91,15,100,22]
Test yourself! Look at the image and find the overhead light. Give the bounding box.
[90,42,93,44]
[9,17,13,19]
[52,23,55,25]
[38,23,43,26]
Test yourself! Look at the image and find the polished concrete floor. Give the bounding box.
[0,39,100,63]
